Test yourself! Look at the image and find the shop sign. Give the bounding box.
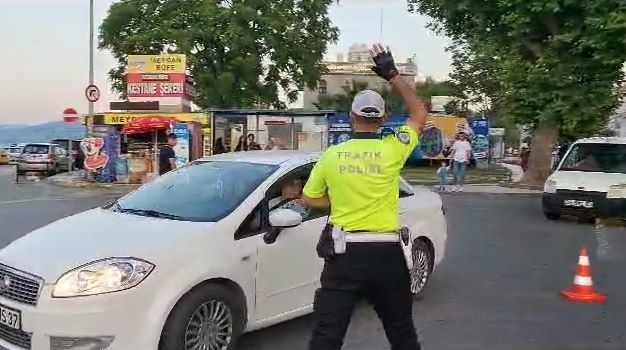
[103,113,210,125]
[127,54,186,74]
[126,73,194,98]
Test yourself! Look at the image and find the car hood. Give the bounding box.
[550,171,626,192]
[0,208,210,282]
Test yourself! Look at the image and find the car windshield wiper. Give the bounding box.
[114,206,185,221]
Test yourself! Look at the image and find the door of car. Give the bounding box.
[254,163,327,321]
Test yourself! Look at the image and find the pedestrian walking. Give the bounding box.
[520,145,530,172]
[450,132,472,191]
[302,43,426,350]
[158,133,177,175]
[437,161,450,191]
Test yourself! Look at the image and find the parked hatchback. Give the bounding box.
[17,143,70,175]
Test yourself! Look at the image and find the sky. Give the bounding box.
[0,0,451,125]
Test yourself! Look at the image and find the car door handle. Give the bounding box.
[241,254,251,261]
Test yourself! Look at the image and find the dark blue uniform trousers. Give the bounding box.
[309,242,421,350]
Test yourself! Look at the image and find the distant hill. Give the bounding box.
[0,122,86,147]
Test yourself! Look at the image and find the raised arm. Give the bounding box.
[370,43,428,134]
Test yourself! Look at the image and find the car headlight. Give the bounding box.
[607,184,626,199]
[544,179,557,194]
[52,258,154,298]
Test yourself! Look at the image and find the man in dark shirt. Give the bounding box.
[159,133,178,175]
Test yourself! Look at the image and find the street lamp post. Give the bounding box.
[88,0,94,136]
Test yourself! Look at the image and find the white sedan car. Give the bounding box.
[0,151,447,350]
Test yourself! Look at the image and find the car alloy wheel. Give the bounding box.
[184,300,233,350]
[410,240,432,296]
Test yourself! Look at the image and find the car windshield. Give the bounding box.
[559,143,626,174]
[114,161,277,222]
[22,145,49,154]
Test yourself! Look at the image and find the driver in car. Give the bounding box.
[271,177,308,219]
[264,177,309,244]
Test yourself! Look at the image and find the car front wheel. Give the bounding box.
[410,239,433,299]
[160,284,246,350]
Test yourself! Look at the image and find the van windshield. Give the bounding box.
[559,143,626,174]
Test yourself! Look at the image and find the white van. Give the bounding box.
[542,137,626,221]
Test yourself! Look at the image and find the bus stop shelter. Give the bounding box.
[205,109,335,154]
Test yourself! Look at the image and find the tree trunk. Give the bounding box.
[521,123,559,186]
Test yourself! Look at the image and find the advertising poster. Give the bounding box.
[468,117,490,159]
[327,113,471,160]
[172,123,190,168]
[89,125,120,183]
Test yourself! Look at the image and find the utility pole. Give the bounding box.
[88,0,94,134]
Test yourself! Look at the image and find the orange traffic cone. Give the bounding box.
[561,246,606,303]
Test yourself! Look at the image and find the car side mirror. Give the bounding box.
[269,209,303,228]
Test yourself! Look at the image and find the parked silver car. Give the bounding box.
[17,143,70,175]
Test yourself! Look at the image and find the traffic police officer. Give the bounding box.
[302,44,427,350]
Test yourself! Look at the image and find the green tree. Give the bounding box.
[409,0,626,184]
[99,0,338,109]
[415,76,463,99]
[314,80,406,114]
[316,77,463,115]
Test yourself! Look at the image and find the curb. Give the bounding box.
[48,178,139,191]
[499,182,543,191]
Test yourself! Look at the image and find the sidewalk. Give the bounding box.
[430,184,541,194]
[412,163,541,194]
[48,170,140,191]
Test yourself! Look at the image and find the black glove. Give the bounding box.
[371,48,399,81]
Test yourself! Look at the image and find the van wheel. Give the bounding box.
[544,211,561,220]
[159,284,245,350]
[411,239,433,299]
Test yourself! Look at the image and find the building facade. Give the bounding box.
[296,44,418,109]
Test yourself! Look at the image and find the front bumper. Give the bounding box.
[542,191,626,219]
[0,284,160,350]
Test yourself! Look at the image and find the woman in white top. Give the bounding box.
[450,132,473,191]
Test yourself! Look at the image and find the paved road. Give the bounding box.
[1,166,625,349]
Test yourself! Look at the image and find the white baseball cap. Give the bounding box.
[351,90,385,118]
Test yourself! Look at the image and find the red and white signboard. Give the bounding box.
[126,73,194,98]
[62,108,79,123]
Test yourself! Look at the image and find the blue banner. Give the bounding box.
[91,125,119,183]
[468,117,490,159]
[327,113,423,162]
[172,123,190,167]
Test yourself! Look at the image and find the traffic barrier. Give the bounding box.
[561,246,606,303]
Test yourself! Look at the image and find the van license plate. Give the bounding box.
[0,304,21,330]
[563,200,594,209]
